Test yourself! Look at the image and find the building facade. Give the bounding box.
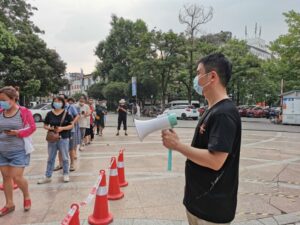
[246,37,272,60]
[59,71,103,97]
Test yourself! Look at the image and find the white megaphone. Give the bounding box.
[134,113,178,141]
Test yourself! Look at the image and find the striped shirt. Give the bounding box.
[0,110,24,152]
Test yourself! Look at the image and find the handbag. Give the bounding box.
[46,110,67,143]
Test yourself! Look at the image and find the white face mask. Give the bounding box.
[193,72,212,95]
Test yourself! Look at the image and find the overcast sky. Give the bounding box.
[28,0,299,74]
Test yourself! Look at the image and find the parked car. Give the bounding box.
[166,100,200,109]
[142,105,162,117]
[238,105,250,117]
[30,103,52,122]
[247,106,265,118]
[163,105,198,120]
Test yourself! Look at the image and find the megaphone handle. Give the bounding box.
[167,149,172,171]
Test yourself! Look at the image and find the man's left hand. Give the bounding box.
[161,129,180,150]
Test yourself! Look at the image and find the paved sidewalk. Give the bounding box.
[1,123,300,225]
[22,211,300,225]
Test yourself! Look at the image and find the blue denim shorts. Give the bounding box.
[0,150,30,167]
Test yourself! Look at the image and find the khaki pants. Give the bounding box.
[186,210,230,225]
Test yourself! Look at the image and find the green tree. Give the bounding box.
[0,33,66,96]
[23,79,41,97]
[0,1,67,99]
[126,76,160,105]
[0,22,17,62]
[151,30,186,109]
[87,82,105,100]
[0,0,43,34]
[269,10,300,91]
[220,39,267,105]
[95,15,149,82]
[102,81,128,104]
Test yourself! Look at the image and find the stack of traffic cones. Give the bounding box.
[117,149,128,187]
[108,157,124,200]
[88,170,113,225]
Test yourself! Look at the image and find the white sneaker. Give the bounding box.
[37,177,52,184]
[79,145,85,151]
[63,175,70,183]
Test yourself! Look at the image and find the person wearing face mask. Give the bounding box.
[162,53,241,225]
[0,86,36,217]
[37,96,73,184]
[52,95,80,172]
[77,96,91,151]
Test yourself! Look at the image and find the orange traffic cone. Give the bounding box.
[61,204,80,225]
[69,204,80,225]
[88,170,113,225]
[117,149,128,187]
[0,181,18,191]
[108,157,124,200]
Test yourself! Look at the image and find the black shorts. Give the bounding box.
[85,125,94,137]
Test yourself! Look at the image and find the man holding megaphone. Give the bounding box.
[162,53,241,225]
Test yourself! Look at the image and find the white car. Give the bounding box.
[30,103,52,122]
[163,105,199,120]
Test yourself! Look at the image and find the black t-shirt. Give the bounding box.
[183,98,241,223]
[44,110,73,139]
[118,105,127,117]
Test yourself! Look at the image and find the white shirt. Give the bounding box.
[77,103,91,128]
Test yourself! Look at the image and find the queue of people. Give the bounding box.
[0,53,241,224]
[38,94,109,182]
[0,89,129,217]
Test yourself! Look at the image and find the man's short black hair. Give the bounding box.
[198,53,232,87]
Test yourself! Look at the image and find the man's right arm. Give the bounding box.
[177,143,228,171]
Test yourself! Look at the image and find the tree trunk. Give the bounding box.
[237,81,240,106]
[188,36,194,104]
[161,92,165,111]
